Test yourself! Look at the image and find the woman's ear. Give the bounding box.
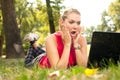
[59,16,64,30]
[59,16,64,24]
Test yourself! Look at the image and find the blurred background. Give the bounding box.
[0,0,119,58]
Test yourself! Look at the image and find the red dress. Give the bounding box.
[38,32,77,68]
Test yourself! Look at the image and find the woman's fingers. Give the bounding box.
[72,31,80,44]
[76,33,80,42]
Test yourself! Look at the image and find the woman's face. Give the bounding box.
[63,13,81,38]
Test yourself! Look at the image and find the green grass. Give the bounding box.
[0,59,120,80]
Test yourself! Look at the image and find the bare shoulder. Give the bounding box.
[46,34,54,40]
[45,34,56,44]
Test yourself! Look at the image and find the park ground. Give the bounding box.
[0,45,120,80]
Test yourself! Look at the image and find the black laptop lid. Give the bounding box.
[87,31,120,68]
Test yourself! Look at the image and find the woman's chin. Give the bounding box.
[71,34,77,38]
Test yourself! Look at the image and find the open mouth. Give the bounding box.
[71,31,76,36]
[71,31,76,34]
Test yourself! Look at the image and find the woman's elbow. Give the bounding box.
[78,59,88,67]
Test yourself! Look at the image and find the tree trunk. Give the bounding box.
[1,0,25,58]
[46,0,55,33]
[0,35,3,57]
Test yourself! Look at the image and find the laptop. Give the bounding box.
[87,31,120,68]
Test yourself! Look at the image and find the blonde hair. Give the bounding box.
[62,8,81,20]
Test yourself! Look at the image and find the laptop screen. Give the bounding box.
[87,31,120,68]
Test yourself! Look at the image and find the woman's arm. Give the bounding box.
[45,34,71,69]
[74,35,88,67]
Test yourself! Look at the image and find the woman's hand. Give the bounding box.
[72,31,80,48]
[60,22,72,46]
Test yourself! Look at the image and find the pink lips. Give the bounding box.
[70,31,76,37]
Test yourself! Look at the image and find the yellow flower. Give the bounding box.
[84,68,98,76]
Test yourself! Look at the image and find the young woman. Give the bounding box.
[24,8,88,69]
[39,8,88,69]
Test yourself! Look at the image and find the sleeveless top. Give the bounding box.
[38,32,77,68]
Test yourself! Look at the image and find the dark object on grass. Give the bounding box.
[87,31,120,69]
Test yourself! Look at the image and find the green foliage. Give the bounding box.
[84,26,97,43]
[96,10,115,32]
[50,0,65,31]
[34,25,50,45]
[84,0,120,42]
[14,0,64,47]
[108,0,120,31]
[71,66,85,75]
[99,11,114,31]
[15,0,47,36]
[14,0,48,52]
[90,0,120,33]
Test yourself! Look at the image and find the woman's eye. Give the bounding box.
[69,21,74,24]
[77,22,80,25]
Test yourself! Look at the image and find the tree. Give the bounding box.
[46,0,55,33]
[1,0,25,58]
[0,8,4,56]
[98,11,115,32]
[50,0,65,31]
[15,0,50,45]
[84,26,97,43]
[108,0,120,31]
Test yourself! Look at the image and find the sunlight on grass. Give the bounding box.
[1,55,6,58]
[0,54,120,80]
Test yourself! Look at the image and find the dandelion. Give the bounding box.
[84,68,98,76]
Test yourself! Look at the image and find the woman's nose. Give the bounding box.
[73,23,79,29]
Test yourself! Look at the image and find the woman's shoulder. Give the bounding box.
[46,31,61,40]
[45,32,61,47]
[45,33,55,41]
[45,32,57,40]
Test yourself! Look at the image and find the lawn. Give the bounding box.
[0,45,120,80]
[0,58,120,80]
